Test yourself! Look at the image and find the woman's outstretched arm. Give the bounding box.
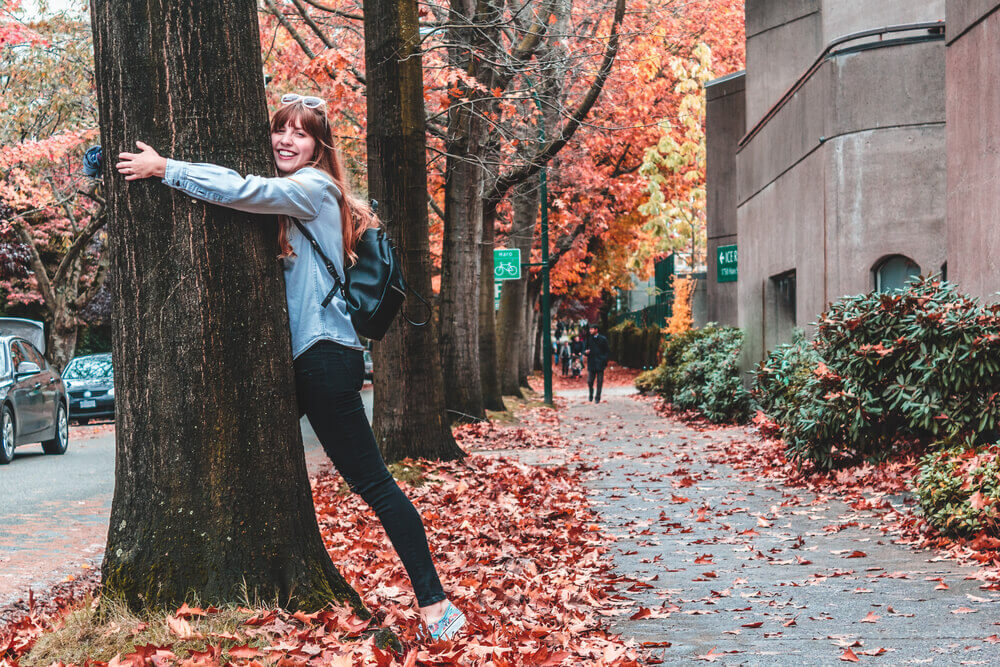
[117,141,336,220]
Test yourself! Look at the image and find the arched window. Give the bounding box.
[874,255,920,293]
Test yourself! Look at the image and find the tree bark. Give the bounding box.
[91,0,363,612]
[529,297,542,374]
[478,201,505,410]
[498,182,539,396]
[437,0,490,422]
[364,0,465,461]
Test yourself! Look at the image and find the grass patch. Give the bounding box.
[24,598,273,666]
[387,460,431,487]
[485,389,552,424]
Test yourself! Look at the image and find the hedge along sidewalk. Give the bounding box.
[554,388,1000,664]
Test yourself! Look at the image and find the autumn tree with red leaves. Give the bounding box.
[0,4,111,368]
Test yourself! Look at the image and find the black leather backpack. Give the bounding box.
[292,219,430,340]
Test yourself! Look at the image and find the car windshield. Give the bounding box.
[63,356,113,380]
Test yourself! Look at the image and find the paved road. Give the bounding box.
[0,387,372,607]
[553,387,1000,665]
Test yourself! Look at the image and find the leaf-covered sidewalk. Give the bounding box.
[564,387,1000,665]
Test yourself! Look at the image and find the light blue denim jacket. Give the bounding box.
[162,159,362,358]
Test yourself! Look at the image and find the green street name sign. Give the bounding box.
[717,244,737,283]
[494,248,522,281]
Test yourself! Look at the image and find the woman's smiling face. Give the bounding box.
[271,118,316,175]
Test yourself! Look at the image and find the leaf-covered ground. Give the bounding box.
[575,390,1000,664]
[2,403,645,665]
[7,380,1000,664]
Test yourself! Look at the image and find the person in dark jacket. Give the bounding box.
[584,324,610,403]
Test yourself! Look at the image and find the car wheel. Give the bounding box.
[0,406,14,464]
[42,403,68,455]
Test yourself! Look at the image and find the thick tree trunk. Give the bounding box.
[364,0,465,462]
[91,0,362,612]
[518,280,542,388]
[530,298,543,374]
[521,284,536,386]
[478,202,506,411]
[47,309,78,372]
[438,129,485,421]
[437,0,487,422]
[498,183,538,396]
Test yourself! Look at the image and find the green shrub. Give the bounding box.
[816,277,1000,447]
[610,320,661,369]
[634,327,711,399]
[673,326,750,423]
[914,444,1000,537]
[635,365,665,395]
[752,276,1000,470]
[608,321,629,364]
[752,330,817,427]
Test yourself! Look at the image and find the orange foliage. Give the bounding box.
[535,0,746,300]
[665,275,696,334]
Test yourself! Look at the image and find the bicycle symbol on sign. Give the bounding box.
[495,261,519,278]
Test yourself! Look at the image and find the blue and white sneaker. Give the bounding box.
[424,601,466,641]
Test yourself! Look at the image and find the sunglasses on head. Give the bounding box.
[280,93,326,109]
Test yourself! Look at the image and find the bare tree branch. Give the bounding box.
[11,222,54,309]
[297,0,363,21]
[428,194,446,223]
[487,0,626,207]
[53,208,106,289]
[261,0,367,87]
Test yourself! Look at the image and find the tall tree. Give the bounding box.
[481,0,627,405]
[91,0,363,611]
[363,0,465,461]
[436,0,490,421]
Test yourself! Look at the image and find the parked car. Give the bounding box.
[62,353,114,424]
[363,349,373,381]
[0,318,69,464]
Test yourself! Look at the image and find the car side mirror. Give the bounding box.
[15,361,40,378]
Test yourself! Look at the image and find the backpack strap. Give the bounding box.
[292,218,343,308]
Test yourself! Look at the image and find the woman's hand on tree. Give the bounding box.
[116,141,167,180]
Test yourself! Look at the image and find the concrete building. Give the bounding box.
[705,72,744,328]
[946,1,1000,302]
[706,0,949,364]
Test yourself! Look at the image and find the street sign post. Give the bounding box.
[494,248,521,281]
[717,244,738,283]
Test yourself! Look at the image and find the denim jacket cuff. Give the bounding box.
[162,159,188,187]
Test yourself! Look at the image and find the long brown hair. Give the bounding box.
[270,102,378,264]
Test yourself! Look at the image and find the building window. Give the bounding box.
[765,270,796,350]
[874,255,920,293]
[941,262,948,282]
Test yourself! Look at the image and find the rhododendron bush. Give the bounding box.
[753,277,1000,471]
[635,325,748,424]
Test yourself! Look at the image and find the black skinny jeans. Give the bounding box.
[294,340,446,608]
[588,365,605,402]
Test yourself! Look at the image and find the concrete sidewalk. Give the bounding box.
[555,387,1000,665]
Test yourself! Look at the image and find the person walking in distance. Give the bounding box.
[584,323,610,403]
[115,93,466,641]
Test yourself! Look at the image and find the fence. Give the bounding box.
[617,302,672,329]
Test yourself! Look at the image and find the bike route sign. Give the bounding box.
[494,248,522,281]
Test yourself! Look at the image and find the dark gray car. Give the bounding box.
[62,353,114,424]
[0,319,69,464]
